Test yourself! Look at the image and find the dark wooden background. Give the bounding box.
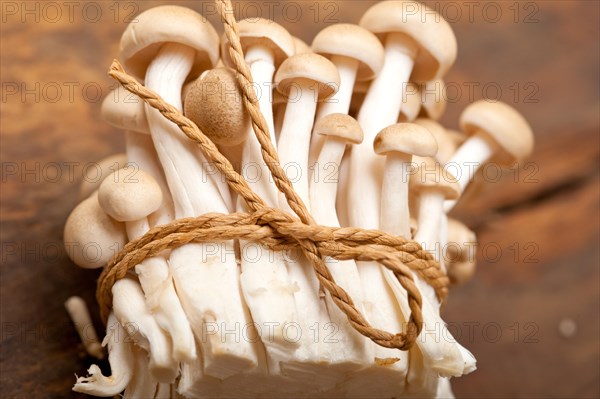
[1,1,598,398]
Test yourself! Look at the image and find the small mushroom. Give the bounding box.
[275,53,340,204]
[275,54,348,387]
[445,100,534,211]
[64,296,103,359]
[184,67,250,147]
[374,123,438,238]
[79,153,128,200]
[64,191,127,269]
[98,169,162,238]
[411,158,461,268]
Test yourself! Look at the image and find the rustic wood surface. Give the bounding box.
[1,1,598,398]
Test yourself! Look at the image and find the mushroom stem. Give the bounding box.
[278,90,317,204]
[380,152,413,236]
[309,136,371,368]
[245,45,277,144]
[234,38,300,364]
[414,191,445,263]
[64,296,104,359]
[145,43,258,378]
[112,277,178,383]
[72,313,134,396]
[444,132,494,211]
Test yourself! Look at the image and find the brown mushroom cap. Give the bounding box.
[293,37,312,55]
[311,24,385,81]
[184,68,250,146]
[275,53,341,100]
[419,79,447,120]
[373,123,438,158]
[410,158,461,200]
[313,113,364,144]
[414,118,456,164]
[101,87,149,134]
[79,154,128,200]
[98,169,163,222]
[360,1,457,82]
[119,6,219,80]
[64,192,128,269]
[221,18,295,68]
[460,100,534,164]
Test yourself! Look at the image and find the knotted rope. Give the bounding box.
[97,0,449,351]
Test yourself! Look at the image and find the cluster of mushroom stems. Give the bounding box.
[64,2,533,398]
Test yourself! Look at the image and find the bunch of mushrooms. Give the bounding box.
[64,2,534,398]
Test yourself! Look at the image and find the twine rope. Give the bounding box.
[97,0,449,351]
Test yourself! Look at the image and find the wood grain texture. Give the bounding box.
[1,1,598,398]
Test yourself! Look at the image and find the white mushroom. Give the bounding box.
[274,52,346,388]
[101,89,196,364]
[444,100,534,211]
[309,114,372,368]
[120,5,258,378]
[63,191,127,269]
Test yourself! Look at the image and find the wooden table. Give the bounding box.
[1,1,598,398]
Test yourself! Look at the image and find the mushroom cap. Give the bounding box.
[398,82,422,122]
[293,36,312,55]
[221,18,295,68]
[79,153,128,200]
[414,118,456,164]
[275,53,340,100]
[373,123,438,158]
[311,24,385,81]
[410,158,461,200]
[101,87,149,134]
[419,79,447,120]
[64,192,128,269]
[119,6,219,80]
[360,1,457,82]
[98,169,163,222]
[460,100,534,164]
[184,68,250,146]
[313,113,364,144]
